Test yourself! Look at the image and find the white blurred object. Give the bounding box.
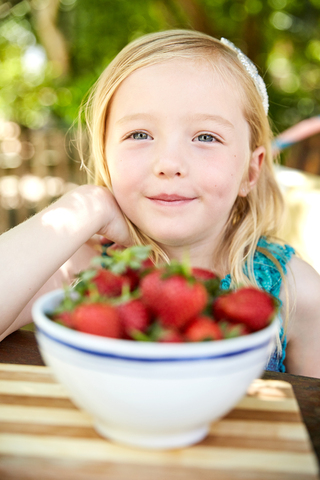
[19,174,46,204]
[275,164,320,274]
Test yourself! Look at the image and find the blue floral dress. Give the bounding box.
[220,237,295,372]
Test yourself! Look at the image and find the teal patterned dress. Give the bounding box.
[220,237,295,372]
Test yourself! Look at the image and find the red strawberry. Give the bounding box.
[92,269,126,297]
[159,330,184,343]
[139,269,164,315]
[142,258,154,269]
[54,311,75,328]
[213,287,277,331]
[184,316,223,342]
[140,270,208,329]
[117,299,150,338]
[73,303,121,338]
[191,267,217,281]
[123,259,155,291]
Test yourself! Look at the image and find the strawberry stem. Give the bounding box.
[92,245,152,273]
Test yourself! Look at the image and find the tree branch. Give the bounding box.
[32,0,69,77]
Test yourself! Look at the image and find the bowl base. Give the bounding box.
[94,422,209,450]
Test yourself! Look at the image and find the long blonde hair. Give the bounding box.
[79,29,285,289]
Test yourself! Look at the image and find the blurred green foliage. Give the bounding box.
[1,0,320,135]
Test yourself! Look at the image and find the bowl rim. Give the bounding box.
[32,288,278,362]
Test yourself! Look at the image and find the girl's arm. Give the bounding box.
[281,255,320,378]
[0,184,132,341]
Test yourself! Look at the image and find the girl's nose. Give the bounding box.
[153,143,188,178]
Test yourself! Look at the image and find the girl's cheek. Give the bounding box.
[112,178,136,206]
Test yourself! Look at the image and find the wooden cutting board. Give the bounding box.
[0,363,318,480]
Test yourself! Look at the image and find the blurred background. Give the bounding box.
[1,0,320,271]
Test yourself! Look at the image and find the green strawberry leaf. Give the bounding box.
[112,283,138,306]
[131,322,166,342]
[130,330,153,342]
[146,321,166,341]
[91,245,152,273]
[160,256,195,283]
[202,277,222,297]
[52,286,81,315]
[73,269,97,296]
[78,269,97,282]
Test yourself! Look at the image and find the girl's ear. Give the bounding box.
[238,146,265,197]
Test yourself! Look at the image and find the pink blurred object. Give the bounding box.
[273,116,320,156]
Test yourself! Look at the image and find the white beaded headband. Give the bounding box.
[220,38,269,115]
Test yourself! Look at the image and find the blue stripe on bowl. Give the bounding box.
[36,326,271,363]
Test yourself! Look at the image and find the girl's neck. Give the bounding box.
[159,241,228,277]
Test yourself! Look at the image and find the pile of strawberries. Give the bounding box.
[52,245,278,343]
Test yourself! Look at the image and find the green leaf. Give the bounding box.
[91,246,152,273]
[78,269,97,282]
[146,321,166,341]
[130,330,153,342]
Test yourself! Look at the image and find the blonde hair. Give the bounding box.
[79,29,286,311]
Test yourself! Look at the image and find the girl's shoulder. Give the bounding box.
[283,254,320,316]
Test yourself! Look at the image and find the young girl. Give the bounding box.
[1,30,320,377]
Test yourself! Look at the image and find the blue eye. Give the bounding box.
[131,132,150,140]
[196,134,215,142]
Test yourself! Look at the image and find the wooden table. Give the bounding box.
[1,329,320,479]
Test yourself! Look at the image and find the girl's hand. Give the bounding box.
[92,186,133,248]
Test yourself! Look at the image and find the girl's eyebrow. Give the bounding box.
[192,114,234,130]
[116,113,234,129]
[116,113,154,125]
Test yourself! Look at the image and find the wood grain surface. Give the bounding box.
[0,364,318,480]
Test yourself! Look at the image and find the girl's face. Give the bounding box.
[106,58,263,260]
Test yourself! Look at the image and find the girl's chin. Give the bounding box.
[148,233,202,250]
[130,226,188,247]
[131,222,214,250]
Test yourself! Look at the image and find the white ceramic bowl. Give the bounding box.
[32,289,278,450]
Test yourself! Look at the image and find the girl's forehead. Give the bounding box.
[119,56,230,89]
[110,57,244,114]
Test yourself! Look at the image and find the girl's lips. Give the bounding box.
[147,194,196,205]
